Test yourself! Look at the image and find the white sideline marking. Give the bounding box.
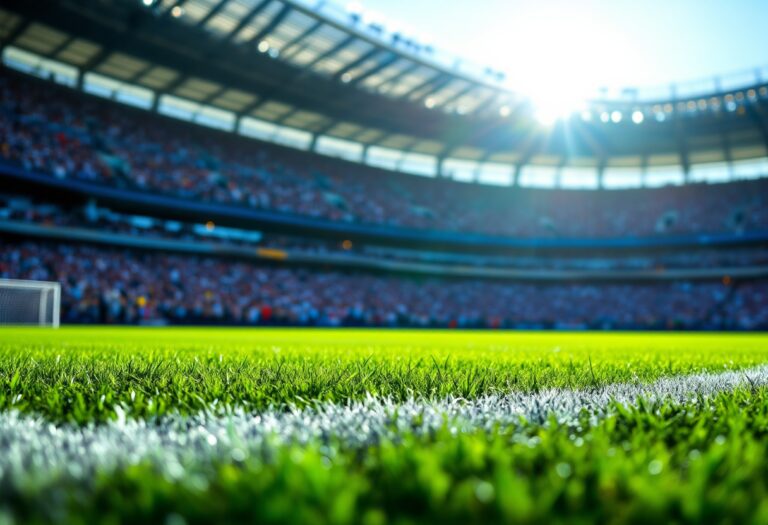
[0,365,766,484]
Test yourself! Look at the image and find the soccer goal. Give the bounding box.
[0,279,61,327]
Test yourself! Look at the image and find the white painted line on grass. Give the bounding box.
[0,365,766,485]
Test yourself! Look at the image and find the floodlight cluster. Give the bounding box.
[531,84,768,127]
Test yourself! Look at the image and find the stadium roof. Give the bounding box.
[2,0,768,188]
[170,0,509,115]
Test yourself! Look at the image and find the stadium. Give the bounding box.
[0,0,767,522]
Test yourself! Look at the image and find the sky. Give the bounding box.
[354,0,767,102]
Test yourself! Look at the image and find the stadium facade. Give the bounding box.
[0,0,767,329]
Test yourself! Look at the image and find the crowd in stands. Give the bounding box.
[2,241,766,330]
[2,69,768,239]
[2,69,766,331]
[4,195,768,272]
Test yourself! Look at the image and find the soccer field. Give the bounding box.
[2,328,768,524]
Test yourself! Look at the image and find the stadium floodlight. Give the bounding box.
[0,279,61,328]
[632,110,644,124]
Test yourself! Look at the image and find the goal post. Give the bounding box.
[0,279,61,328]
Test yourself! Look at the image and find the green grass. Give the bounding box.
[8,388,768,525]
[1,327,768,524]
[1,328,767,423]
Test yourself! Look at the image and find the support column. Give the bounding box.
[513,164,523,187]
[597,163,606,189]
[437,157,447,178]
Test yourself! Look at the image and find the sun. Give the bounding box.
[487,4,643,124]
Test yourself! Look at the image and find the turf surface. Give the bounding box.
[1,327,767,524]
[2,328,767,422]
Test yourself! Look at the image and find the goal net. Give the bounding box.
[0,279,61,327]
